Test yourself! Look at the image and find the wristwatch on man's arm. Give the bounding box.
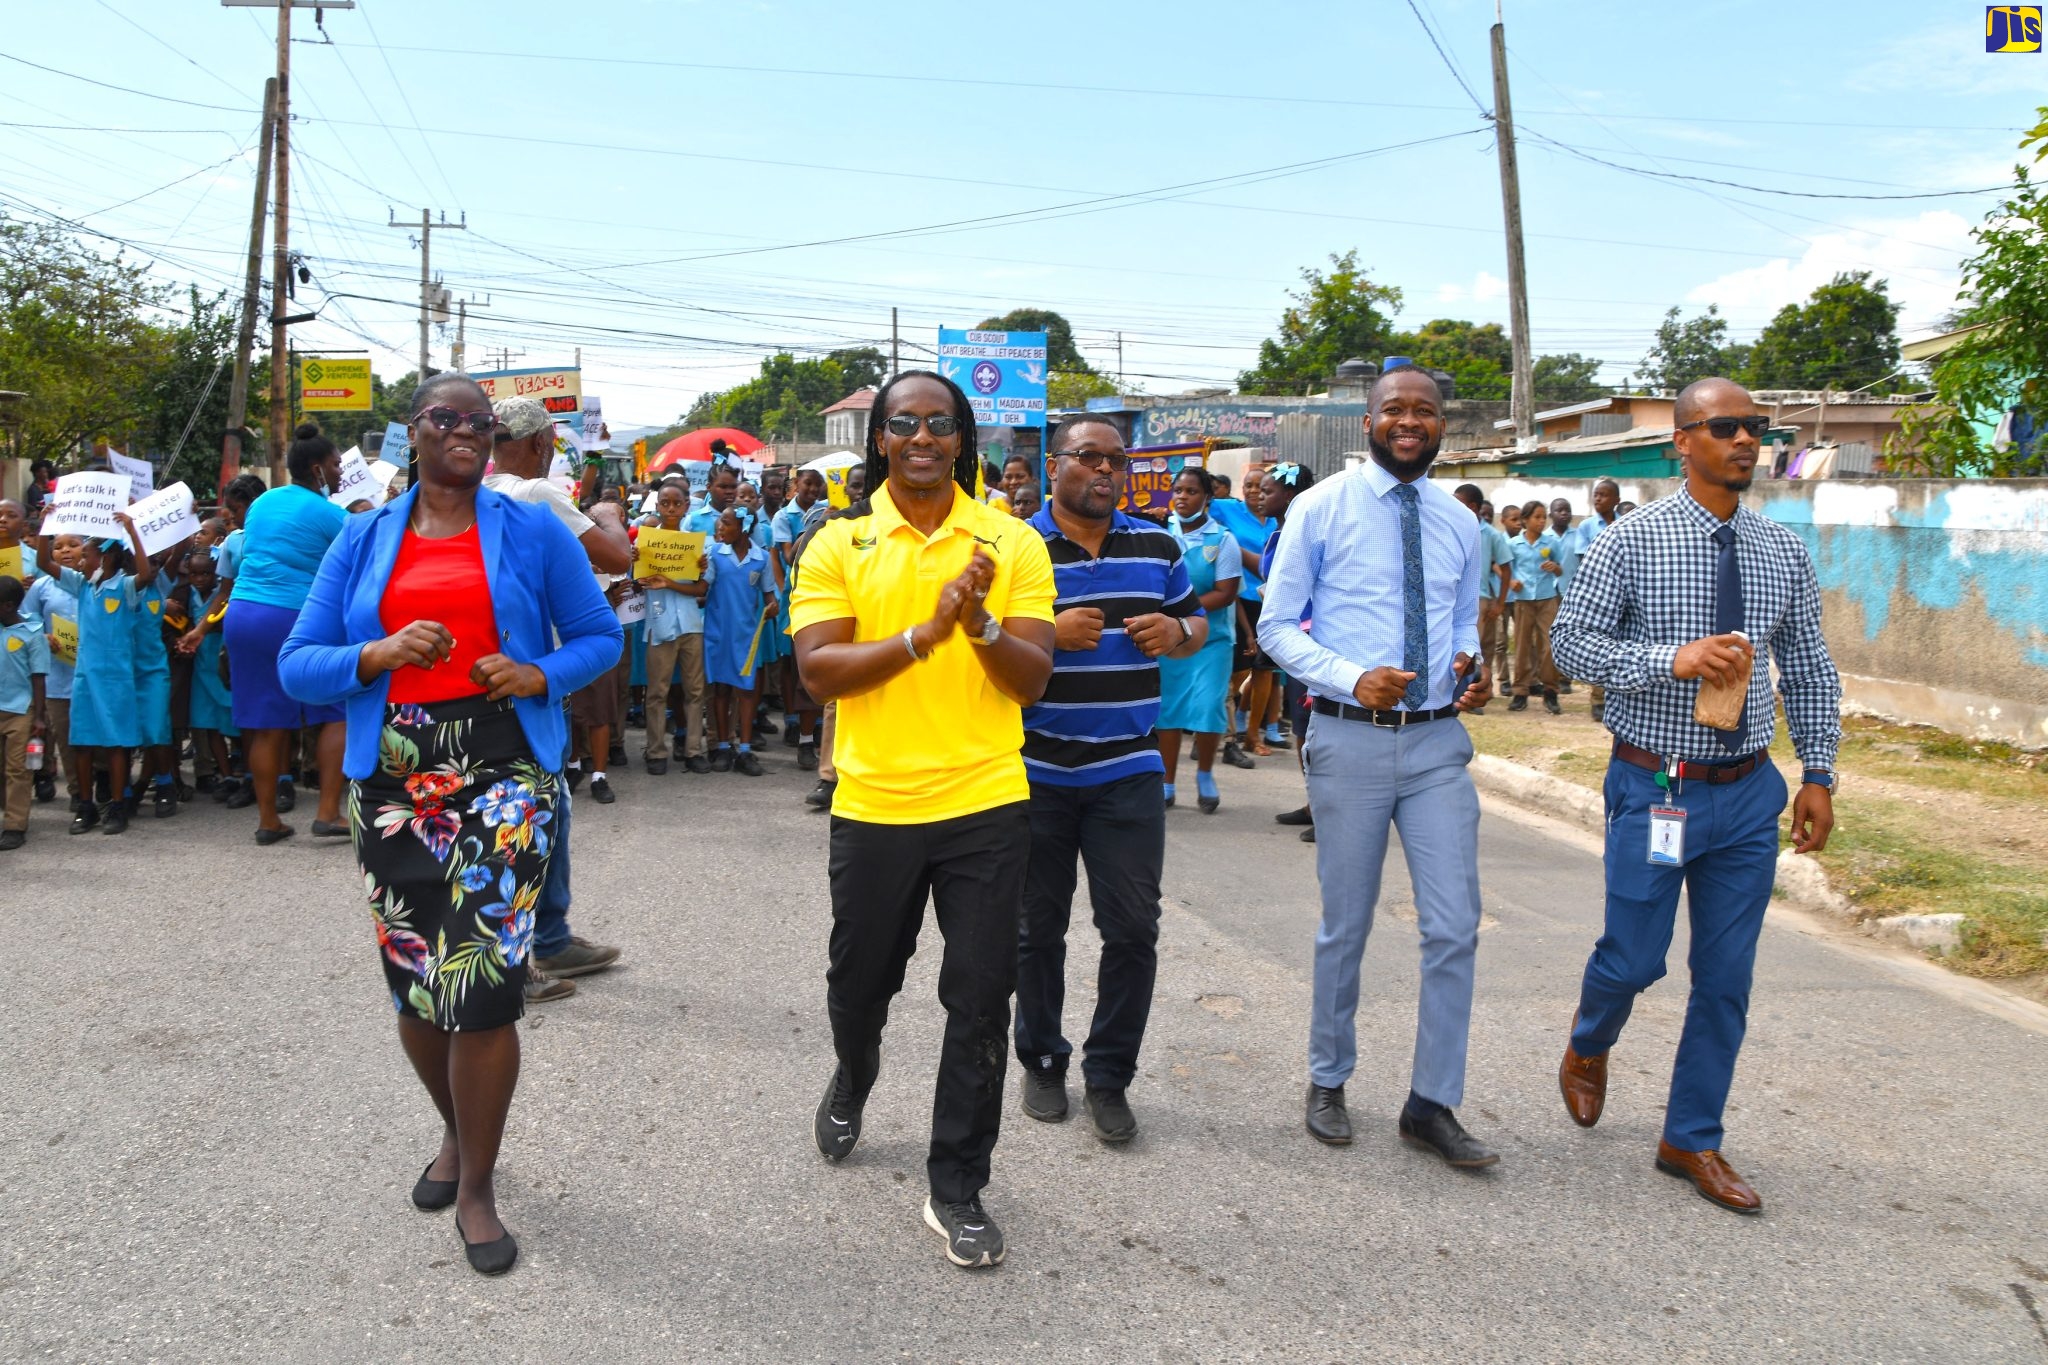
[1801,768,1835,792]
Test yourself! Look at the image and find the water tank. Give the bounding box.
[1429,368,1456,400]
[1334,357,1379,384]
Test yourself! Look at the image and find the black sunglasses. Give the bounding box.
[412,405,501,435]
[1677,415,1770,441]
[883,413,963,438]
[1053,448,1129,472]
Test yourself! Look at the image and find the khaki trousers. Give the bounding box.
[0,710,31,832]
[1512,597,1561,697]
[1481,604,1512,693]
[43,697,75,798]
[818,701,837,782]
[643,633,708,759]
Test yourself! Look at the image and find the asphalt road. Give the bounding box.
[5,732,2047,1362]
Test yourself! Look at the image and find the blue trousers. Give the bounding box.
[533,787,573,958]
[1014,773,1166,1090]
[1572,757,1787,1152]
[1304,714,1482,1105]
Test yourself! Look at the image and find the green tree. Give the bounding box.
[0,215,176,468]
[1239,250,1404,395]
[1742,271,1901,392]
[1894,106,2048,476]
[1048,368,1118,408]
[1635,304,1752,393]
[1530,352,1608,404]
[1394,318,1513,400]
[975,307,1088,372]
[678,347,887,442]
[133,287,239,497]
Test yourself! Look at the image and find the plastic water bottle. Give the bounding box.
[24,737,44,771]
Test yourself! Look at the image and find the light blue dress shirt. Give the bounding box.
[1257,462,1482,709]
[1507,529,1563,602]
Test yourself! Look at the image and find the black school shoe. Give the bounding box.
[733,750,764,777]
[70,802,99,834]
[588,776,616,804]
[797,744,818,771]
[100,802,130,836]
[1083,1085,1137,1143]
[814,1064,866,1161]
[152,784,177,819]
[805,779,835,809]
[1020,1069,1069,1122]
[709,747,735,773]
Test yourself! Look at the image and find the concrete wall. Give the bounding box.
[1440,474,2048,747]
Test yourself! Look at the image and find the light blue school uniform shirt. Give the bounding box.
[1256,461,1482,711]
[1556,514,1612,596]
[0,618,50,715]
[1507,529,1563,602]
[1478,522,1514,601]
[21,575,75,700]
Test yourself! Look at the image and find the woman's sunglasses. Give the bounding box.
[1677,415,1770,440]
[883,413,963,438]
[412,405,501,435]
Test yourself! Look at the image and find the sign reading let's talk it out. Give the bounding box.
[42,472,130,538]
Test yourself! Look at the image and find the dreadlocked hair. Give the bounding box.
[860,370,979,510]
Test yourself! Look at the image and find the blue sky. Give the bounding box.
[2,0,2040,427]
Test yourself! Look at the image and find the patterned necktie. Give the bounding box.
[1712,521,1744,751]
[1393,483,1428,710]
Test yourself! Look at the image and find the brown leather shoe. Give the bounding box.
[1558,1041,1607,1128]
[1655,1141,1762,1215]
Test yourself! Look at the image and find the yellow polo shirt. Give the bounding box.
[790,483,1056,824]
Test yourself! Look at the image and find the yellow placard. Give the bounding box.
[634,529,706,583]
[50,614,78,664]
[298,356,373,412]
[0,545,25,581]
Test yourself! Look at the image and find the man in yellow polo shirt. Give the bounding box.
[792,370,1056,1270]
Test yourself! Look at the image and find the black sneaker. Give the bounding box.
[588,776,616,804]
[797,743,818,772]
[709,747,735,773]
[100,801,129,836]
[69,802,99,835]
[1083,1085,1137,1143]
[565,768,585,795]
[733,750,764,777]
[684,754,711,775]
[645,756,669,776]
[34,776,56,803]
[755,716,779,737]
[814,1065,865,1161]
[805,779,835,810]
[783,725,800,748]
[924,1195,1005,1268]
[1507,696,1529,712]
[0,830,24,851]
[1020,1069,1068,1122]
[1542,691,1562,716]
[1221,739,1256,770]
[152,785,177,819]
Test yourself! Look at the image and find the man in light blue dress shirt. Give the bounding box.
[1258,368,1500,1169]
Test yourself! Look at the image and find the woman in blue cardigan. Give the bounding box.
[280,372,621,1277]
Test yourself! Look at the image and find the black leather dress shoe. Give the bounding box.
[1398,1107,1500,1169]
[1306,1083,1352,1145]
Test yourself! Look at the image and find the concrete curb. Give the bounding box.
[1468,753,1853,919]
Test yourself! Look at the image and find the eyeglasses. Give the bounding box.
[1053,449,1129,472]
[1677,415,1770,440]
[883,413,963,438]
[411,405,501,435]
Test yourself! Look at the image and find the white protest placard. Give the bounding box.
[129,481,199,557]
[580,397,608,451]
[109,450,154,504]
[614,581,646,626]
[735,458,764,483]
[328,448,380,507]
[42,472,129,539]
[367,458,402,490]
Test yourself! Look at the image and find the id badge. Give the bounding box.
[1648,806,1687,866]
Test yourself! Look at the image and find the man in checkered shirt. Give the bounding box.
[1549,376,1841,1217]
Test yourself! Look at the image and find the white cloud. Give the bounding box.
[1684,210,1973,339]
[1436,270,1508,305]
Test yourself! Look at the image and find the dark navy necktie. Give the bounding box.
[1712,521,1745,750]
[1394,483,1428,710]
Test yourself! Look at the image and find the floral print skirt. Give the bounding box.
[349,696,558,1033]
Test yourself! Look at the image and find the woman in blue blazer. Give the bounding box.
[280,372,621,1277]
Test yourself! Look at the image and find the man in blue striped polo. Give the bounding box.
[1016,417,1209,1143]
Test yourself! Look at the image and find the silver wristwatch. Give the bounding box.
[968,612,1002,647]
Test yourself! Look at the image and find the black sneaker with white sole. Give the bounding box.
[814,1064,865,1161]
[924,1195,1005,1268]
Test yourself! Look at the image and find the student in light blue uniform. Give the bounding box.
[33,515,159,834]
[1157,468,1242,812]
[1506,499,1564,710]
[771,467,828,763]
[22,539,77,805]
[703,507,781,777]
[131,568,178,817]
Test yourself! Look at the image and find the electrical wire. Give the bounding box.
[1404,0,1490,116]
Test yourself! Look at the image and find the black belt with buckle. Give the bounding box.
[1613,739,1765,784]
[1312,697,1460,728]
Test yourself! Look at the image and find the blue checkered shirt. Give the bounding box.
[1551,487,1841,769]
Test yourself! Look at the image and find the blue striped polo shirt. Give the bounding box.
[1022,506,1202,788]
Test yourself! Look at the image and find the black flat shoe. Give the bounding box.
[454,1212,518,1276]
[412,1161,457,1211]
[310,820,350,838]
[254,823,295,846]
[1275,805,1313,827]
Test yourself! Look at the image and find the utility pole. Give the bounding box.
[389,208,465,382]
[1116,331,1124,393]
[218,76,276,490]
[451,296,490,373]
[223,0,353,482]
[484,346,525,371]
[890,307,899,380]
[1489,2,1536,450]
